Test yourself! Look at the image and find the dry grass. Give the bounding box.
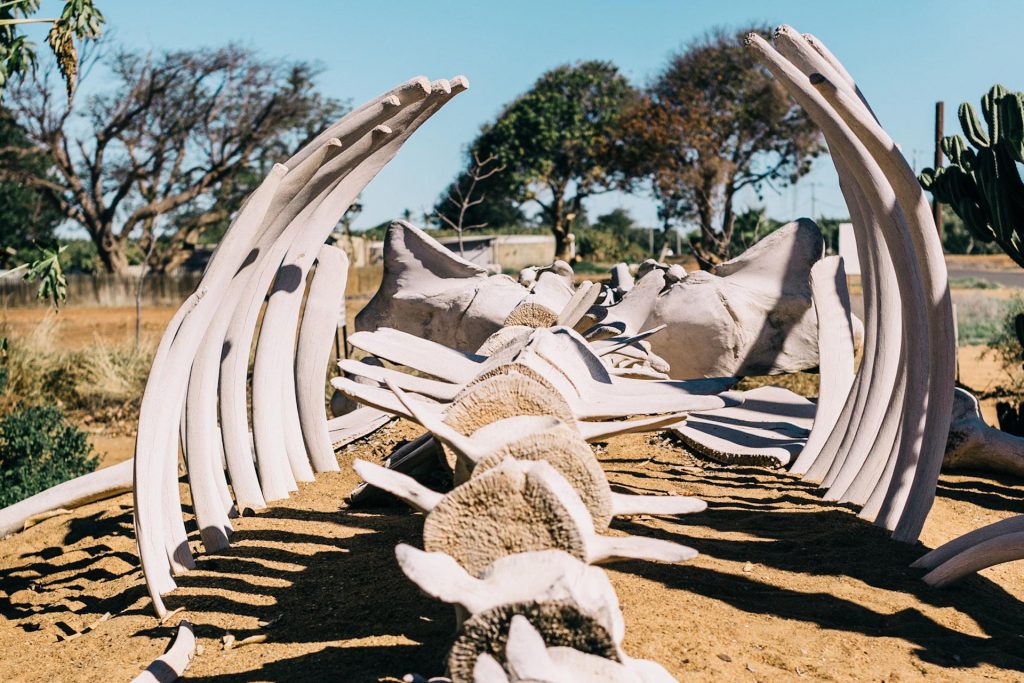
[0,314,153,421]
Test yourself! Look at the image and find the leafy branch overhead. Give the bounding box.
[920,85,1024,268]
[0,0,104,99]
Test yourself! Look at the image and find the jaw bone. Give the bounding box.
[355,221,577,351]
[668,254,857,468]
[583,219,855,380]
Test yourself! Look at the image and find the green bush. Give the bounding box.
[984,293,1024,393]
[0,403,98,507]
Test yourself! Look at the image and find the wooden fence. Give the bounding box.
[0,266,384,308]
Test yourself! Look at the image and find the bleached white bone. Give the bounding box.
[294,244,350,471]
[327,406,393,448]
[131,620,196,683]
[919,529,1024,588]
[345,326,738,413]
[0,458,133,537]
[395,546,625,639]
[135,76,466,615]
[789,255,857,475]
[584,221,848,379]
[332,374,698,443]
[475,615,676,683]
[749,28,954,543]
[356,222,573,350]
[384,377,706,527]
[942,389,1024,478]
[353,458,698,573]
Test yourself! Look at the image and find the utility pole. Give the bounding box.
[933,101,944,238]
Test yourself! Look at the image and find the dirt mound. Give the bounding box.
[1,420,1022,682]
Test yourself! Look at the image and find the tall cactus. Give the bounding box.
[919,85,1024,267]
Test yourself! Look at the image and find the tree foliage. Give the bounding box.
[618,26,823,268]
[0,107,62,266]
[575,208,649,264]
[462,60,639,260]
[3,42,346,273]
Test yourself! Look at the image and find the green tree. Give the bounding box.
[461,61,639,260]
[575,207,648,263]
[0,107,62,266]
[618,26,823,268]
[4,42,346,273]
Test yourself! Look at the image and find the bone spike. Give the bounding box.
[586,535,699,565]
[393,544,491,614]
[609,492,707,517]
[130,620,196,683]
[352,459,444,513]
[385,377,488,462]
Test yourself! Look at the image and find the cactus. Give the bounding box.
[919,85,1024,267]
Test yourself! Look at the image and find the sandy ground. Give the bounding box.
[0,278,1022,681]
[0,420,1021,682]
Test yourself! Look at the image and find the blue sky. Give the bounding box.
[35,1,1024,232]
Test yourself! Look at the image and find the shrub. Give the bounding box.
[985,293,1024,394]
[0,403,98,507]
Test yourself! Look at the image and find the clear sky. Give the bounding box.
[37,0,1024,232]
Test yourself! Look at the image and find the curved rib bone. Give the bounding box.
[749,29,954,543]
[919,530,1024,588]
[0,458,133,537]
[789,255,857,474]
[295,244,350,472]
[135,75,466,616]
[131,620,196,683]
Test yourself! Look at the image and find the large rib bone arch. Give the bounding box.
[133,76,468,616]
[748,27,955,542]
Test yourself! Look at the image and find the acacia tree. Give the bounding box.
[462,61,638,260]
[3,43,346,273]
[618,26,823,268]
